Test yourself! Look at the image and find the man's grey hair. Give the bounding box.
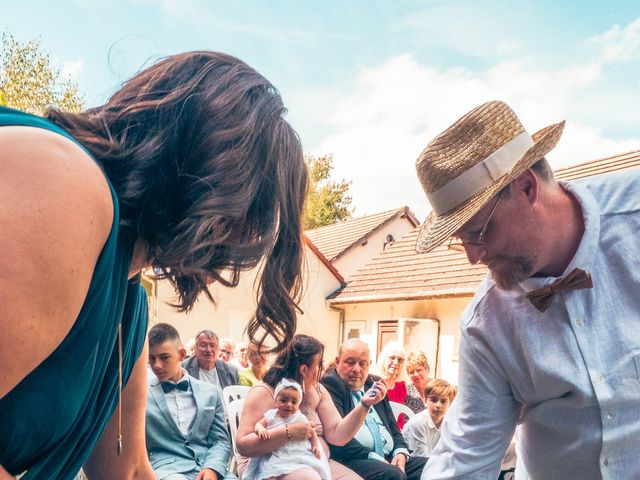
[195,329,219,342]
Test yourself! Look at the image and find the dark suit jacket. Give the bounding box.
[321,370,408,462]
[182,356,240,389]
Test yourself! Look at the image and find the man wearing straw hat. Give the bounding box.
[415,100,640,480]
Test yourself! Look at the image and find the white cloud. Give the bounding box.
[589,17,640,63]
[297,48,640,220]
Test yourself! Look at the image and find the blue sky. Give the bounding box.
[3,1,640,219]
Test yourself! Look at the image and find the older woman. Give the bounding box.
[239,343,268,386]
[237,334,387,480]
[404,351,431,413]
[375,341,410,428]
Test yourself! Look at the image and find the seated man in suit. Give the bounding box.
[147,323,231,480]
[321,339,428,480]
[183,329,240,389]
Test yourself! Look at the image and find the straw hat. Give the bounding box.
[415,100,565,253]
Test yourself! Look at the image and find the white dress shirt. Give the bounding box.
[164,369,197,437]
[424,170,640,480]
[403,409,441,457]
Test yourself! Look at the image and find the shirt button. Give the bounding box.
[604,458,609,466]
[606,412,614,420]
[576,318,584,327]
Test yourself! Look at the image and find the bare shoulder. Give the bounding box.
[0,126,114,398]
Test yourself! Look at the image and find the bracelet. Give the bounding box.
[285,423,291,440]
[360,399,371,411]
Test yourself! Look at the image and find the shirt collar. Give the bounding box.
[520,180,600,291]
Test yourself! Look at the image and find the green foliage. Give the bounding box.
[304,153,353,230]
[0,32,83,115]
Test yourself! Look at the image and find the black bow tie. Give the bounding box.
[161,380,189,393]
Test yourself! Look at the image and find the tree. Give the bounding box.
[0,32,83,115]
[304,153,353,230]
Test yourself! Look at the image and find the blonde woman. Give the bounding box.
[375,341,409,427]
[405,351,432,413]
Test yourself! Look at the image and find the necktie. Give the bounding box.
[161,380,189,393]
[354,390,385,457]
[526,267,593,312]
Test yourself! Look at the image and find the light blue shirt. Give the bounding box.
[351,389,409,460]
[424,170,640,480]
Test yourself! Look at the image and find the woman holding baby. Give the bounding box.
[237,334,386,479]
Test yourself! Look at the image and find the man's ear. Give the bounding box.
[512,169,539,204]
[179,347,187,361]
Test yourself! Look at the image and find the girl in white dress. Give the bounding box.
[245,378,331,480]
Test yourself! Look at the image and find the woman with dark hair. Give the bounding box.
[0,51,307,479]
[237,334,387,480]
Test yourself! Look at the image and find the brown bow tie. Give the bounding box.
[526,268,593,312]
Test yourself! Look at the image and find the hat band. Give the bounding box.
[427,131,534,215]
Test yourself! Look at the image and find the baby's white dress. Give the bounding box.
[244,409,331,479]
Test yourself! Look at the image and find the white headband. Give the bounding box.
[427,131,535,215]
[274,378,303,398]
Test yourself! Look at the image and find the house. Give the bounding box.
[328,149,640,384]
[305,206,419,280]
[142,206,419,359]
[143,235,345,358]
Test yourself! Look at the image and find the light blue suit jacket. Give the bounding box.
[146,375,231,479]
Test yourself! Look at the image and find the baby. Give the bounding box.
[244,378,330,480]
[403,379,457,458]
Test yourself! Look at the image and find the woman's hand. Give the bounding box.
[361,380,388,407]
[287,421,315,441]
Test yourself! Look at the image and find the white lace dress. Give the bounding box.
[244,409,331,480]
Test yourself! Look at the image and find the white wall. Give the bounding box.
[333,217,416,280]
[337,296,473,385]
[149,245,344,360]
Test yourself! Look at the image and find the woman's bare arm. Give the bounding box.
[0,126,113,398]
[315,383,385,446]
[236,386,313,457]
[83,343,155,479]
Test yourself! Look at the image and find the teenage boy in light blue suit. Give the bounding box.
[146,323,231,480]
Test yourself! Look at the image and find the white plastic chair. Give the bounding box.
[389,401,415,425]
[222,385,250,414]
[226,398,245,476]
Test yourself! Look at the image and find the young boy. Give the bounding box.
[146,323,231,479]
[403,379,457,458]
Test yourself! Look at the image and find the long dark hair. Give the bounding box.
[263,334,324,387]
[47,51,307,352]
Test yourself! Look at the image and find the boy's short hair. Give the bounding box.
[148,323,182,348]
[425,379,457,402]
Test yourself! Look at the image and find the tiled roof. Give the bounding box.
[330,148,640,304]
[304,207,419,262]
[328,227,486,304]
[555,149,640,181]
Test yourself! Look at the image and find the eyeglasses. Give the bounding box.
[220,350,233,355]
[448,196,501,252]
[387,355,405,364]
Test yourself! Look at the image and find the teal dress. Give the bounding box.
[0,106,148,479]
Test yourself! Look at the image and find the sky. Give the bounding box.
[2,0,640,220]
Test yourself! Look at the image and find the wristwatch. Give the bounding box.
[360,399,372,411]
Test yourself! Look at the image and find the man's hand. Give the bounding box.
[287,421,315,441]
[391,453,407,472]
[195,467,219,480]
[361,380,388,407]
